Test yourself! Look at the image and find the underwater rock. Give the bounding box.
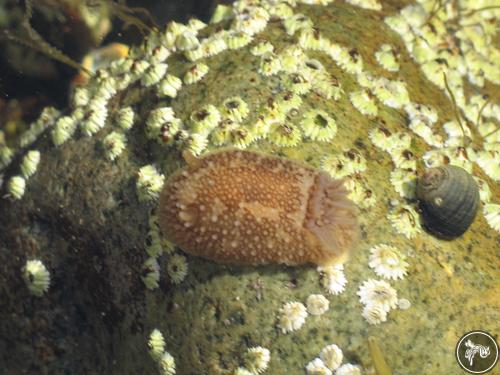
[158,149,358,266]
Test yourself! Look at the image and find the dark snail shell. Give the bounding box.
[416,165,480,239]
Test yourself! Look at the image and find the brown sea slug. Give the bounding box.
[158,149,358,266]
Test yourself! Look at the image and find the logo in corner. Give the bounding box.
[456,331,499,373]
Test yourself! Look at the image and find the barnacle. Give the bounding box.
[320,344,343,371]
[142,63,168,86]
[306,294,330,316]
[357,279,398,312]
[305,358,332,375]
[166,254,188,284]
[158,74,183,98]
[362,303,387,325]
[375,44,400,72]
[20,150,40,179]
[7,176,26,200]
[183,63,209,84]
[349,90,378,117]
[387,204,421,239]
[321,149,366,179]
[278,301,308,333]
[318,264,347,295]
[483,204,500,232]
[136,165,165,202]
[251,41,274,56]
[158,351,176,375]
[147,107,176,139]
[368,244,408,280]
[52,115,78,146]
[189,105,221,133]
[222,97,250,122]
[300,109,337,142]
[23,259,50,296]
[102,131,127,161]
[258,52,282,76]
[142,257,160,290]
[244,346,271,374]
[267,122,302,147]
[335,363,362,375]
[116,106,135,130]
[225,31,253,50]
[148,329,166,361]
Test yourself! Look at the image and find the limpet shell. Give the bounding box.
[416,165,480,239]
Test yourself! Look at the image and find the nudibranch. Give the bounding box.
[158,149,358,266]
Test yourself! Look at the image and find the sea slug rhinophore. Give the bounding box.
[158,149,358,266]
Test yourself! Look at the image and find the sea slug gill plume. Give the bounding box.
[158,149,358,266]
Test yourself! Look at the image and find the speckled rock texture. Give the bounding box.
[0,1,498,374]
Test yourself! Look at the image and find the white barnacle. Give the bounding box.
[146,228,164,258]
[278,301,308,333]
[222,97,250,122]
[142,63,168,87]
[183,63,209,84]
[149,45,170,64]
[7,175,26,200]
[146,107,176,139]
[52,115,78,146]
[387,204,421,239]
[336,363,362,375]
[71,86,91,108]
[258,52,282,76]
[283,13,313,36]
[343,176,377,209]
[251,41,274,56]
[166,254,188,284]
[23,259,50,297]
[306,294,330,316]
[159,351,176,375]
[321,149,366,179]
[475,150,500,181]
[300,109,337,142]
[148,329,165,361]
[0,145,14,169]
[312,73,343,100]
[244,346,271,374]
[357,279,398,312]
[142,257,160,290]
[305,358,332,375]
[81,107,108,137]
[116,106,135,130]
[189,105,221,134]
[390,148,417,170]
[157,74,183,98]
[390,168,417,199]
[317,264,347,295]
[375,44,400,72]
[284,73,312,95]
[267,122,302,147]
[137,165,165,202]
[349,90,378,117]
[320,344,343,371]
[368,244,409,280]
[369,127,411,153]
[176,30,200,51]
[102,131,126,161]
[362,303,388,325]
[20,150,41,179]
[483,203,500,232]
[225,31,253,50]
